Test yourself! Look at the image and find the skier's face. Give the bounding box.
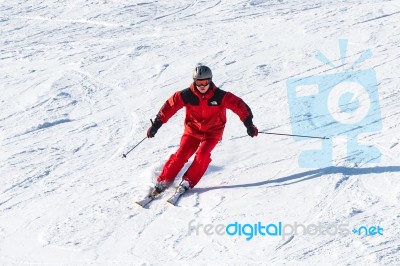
[197,84,210,93]
[195,79,210,94]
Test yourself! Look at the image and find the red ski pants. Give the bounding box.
[157,134,219,188]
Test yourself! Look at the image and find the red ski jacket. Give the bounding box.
[156,82,253,140]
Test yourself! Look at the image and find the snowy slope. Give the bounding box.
[1,0,400,265]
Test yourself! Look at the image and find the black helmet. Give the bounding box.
[193,65,212,80]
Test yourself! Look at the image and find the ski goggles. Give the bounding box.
[195,79,210,87]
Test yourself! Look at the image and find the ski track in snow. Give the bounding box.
[1,0,400,265]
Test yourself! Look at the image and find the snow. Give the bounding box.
[1,0,400,265]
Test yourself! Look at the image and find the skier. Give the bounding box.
[146,64,258,198]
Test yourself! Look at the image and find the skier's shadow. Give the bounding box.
[194,166,400,194]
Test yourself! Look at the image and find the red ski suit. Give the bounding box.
[156,82,253,188]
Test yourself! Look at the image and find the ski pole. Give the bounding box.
[122,136,147,158]
[259,131,329,140]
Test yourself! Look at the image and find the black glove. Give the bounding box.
[147,117,162,138]
[244,117,258,138]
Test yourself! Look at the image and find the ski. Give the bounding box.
[136,181,189,207]
[166,181,189,206]
[166,190,186,206]
[135,183,168,208]
[135,194,156,208]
